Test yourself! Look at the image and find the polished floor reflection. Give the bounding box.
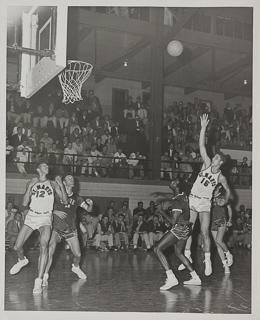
[5,245,251,313]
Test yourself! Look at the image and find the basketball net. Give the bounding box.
[58,60,93,104]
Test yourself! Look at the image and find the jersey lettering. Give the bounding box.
[199,172,217,187]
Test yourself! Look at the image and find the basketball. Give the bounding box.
[167,40,183,57]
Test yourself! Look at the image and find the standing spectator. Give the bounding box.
[239,157,249,185]
[133,202,147,220]
[87,90,102,118]
[124,96,135,119]
[11,127,27,148]
[224,103,234,124]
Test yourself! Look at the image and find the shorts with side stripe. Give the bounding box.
[24,210,53,230]
[170,224,192,241]
[189,195,211,213]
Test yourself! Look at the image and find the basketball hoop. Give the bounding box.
[58,60,93,104]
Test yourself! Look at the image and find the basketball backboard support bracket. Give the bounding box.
[20,6,68,98]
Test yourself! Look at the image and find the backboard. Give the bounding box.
[18,6,68,98]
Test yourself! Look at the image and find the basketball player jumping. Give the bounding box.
[154,179,202,290]
[178,114,231,276]
[42,175,93,286]
[9,163,68,294]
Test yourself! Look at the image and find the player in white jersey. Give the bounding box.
[178,114,231,276]
[9,163,68,294]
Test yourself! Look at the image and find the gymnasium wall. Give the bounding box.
[6,176,252,212]
[81,75,252,118]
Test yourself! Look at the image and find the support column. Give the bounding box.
[149,8,164,180]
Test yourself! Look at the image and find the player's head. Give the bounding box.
[64,175,75,187]
[169,179,181,194]
[211,152,227,168]
[37,163,49,175]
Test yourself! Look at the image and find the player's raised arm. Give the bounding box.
[22,177,39,206]
[53,176,69,205]
[81,198,93,213]
[199,114,211,169]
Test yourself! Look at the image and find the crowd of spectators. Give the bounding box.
[6,89,150,179]
[5,195,252,252]
[161,98,252,184]
[6,88,252,184]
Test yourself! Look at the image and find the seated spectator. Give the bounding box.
[87,144,102,177]
[40,131,53,152]
[137,103,148,121]
[101,129,111,145]
[33,105,46,128]
[102,115,113,132]
[161,152,172,180]
[239,157,250,185]
[6,139,14,162]
[79,214,97,248]
[27,132,38,150]
[82,135,92,151]
[179,150,193,181]
[11,127,27,148]
[12,122,25,136]
[78,110,90,132]
[133,201,147,220]
[106,138,117,156]
[34,141,48,164]
[113,147,128,169]
[70,127,83,143]
[89,129,99,145]
[6,95,21,125]
[57,136,69,152]
[147,215,165,248]
[56,105,69,129]
[5,201,16,229]
[96,137,104,152]
[112,213,129,250]
[79,148,91,176]
[82,121,93,137]
[99,145,113,177]
[72,137,84,155]
[145,201,157,221]
[63,142,77,174]
[68,112,81,134]
[94,215,114,251]
[132,213,152,251]
[21,99,33,124]
[127,152,145,179]
[44,102,57,128]
[116,203,133,234]
[91,115,102,132]
[15,141,32,174]
[228,217,250,248]
[6,211,23,251]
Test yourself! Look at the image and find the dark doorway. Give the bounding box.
[112,88,128,120]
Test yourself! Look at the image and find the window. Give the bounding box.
[224,18,234,37]
[193,13,202,31]
[140,7,150,22]
[201,14,211,33]
[216,17,224,35]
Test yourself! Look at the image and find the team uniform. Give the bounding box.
[189,166,221,213]
[53,193,85,241]
[211,203,228,231]
[169,192,192,240]
[24,180,54,230]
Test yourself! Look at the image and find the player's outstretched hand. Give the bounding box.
[200,113,210,128]
[54,210,67,219]
[85,198,93,206]
[30,177,39,186]
[55,176,63,186]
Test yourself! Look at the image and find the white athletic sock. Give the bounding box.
[190,270,198,278]
[166,270,175,278]
[205,252,211,259]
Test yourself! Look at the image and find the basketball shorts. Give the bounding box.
[189,194,211,213]
[211,218,227,231]
[170,224,192,241]
[24,209,52,230]
[54,228,78,241]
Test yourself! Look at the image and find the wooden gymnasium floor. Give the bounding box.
[5,242,251,313]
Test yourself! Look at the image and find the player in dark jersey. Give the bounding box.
[211,183,233,274]
[42,175,93,286]
[154,179,201,290]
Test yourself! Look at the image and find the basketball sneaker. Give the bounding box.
[71,264,87,279]
[33,278,43,294]
[10,257,29,275]
[204,254,212,276]
[178,255,193,271]
[42,273,49,287]
[183,276,202,286]
[160,276,179,290]
[225,252,233,267]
